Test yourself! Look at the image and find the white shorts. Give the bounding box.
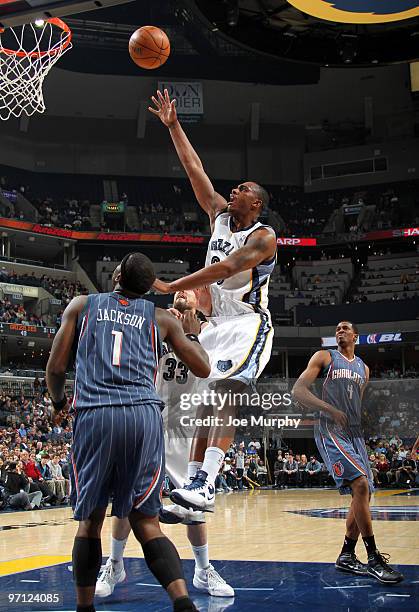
[199,311,273,385]
[164,434,190,489]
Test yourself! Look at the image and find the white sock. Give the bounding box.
[201,447,225,483]
[110,536,127,565]
[187,461,203,481]
[192,543,210,571]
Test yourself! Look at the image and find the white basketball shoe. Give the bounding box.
[193,564,235,597]
[95,558,126,597]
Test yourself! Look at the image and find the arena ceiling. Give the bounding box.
[0,0,417,80]
[190,0,419,65]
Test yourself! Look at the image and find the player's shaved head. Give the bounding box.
[251,182,270,210]
[337,321,358,335]
[113,252,155,295]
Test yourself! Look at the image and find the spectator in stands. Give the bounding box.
[397,452,417,487]
[246,459,259,485]
[0,456,6,486]
[257,459,268,486]
[386,452,402,486]
[20,450,51,500]
[48,454,68,501]
[375,453,390,487]
[281,453,298,488]
[225,443,236,459]
[272,451,284,488]
[215,465,230,493]
[297,454,308,487]
[369,454,380,487]
[305,456,321,487]
[235,449,245,483]
[3,461,42,510]
[36,454,57,503]
[228,461,243,490]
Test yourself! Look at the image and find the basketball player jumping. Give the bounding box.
[95,289,234,599]
[46,253,211,612]
[292,321,404,584]
[148,89,276,512]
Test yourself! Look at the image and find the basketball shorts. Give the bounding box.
[164,434,190,489]
[199,311,274,386]
[70,404,164,520]
[314,421,374,495]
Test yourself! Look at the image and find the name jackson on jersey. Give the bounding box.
[96,308,146,330]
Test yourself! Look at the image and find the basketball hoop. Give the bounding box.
[0,18,72,120]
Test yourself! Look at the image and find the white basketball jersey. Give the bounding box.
[205,212,276,317]
[156,344,197,415]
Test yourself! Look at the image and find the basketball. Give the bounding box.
[128,26,170,70]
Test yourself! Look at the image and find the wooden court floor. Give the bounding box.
[0,488,418,572]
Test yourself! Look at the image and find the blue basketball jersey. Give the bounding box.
[72,292,162,410]
[321,349,367,428]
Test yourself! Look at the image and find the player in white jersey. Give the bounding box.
[148,89,276,512]
[95,291,234,600]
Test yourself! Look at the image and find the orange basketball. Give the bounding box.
[128,26,170,70]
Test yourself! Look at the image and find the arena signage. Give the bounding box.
[158,81,203,123]
[322,332,408,347]
[362,226,419,241]
[0,218,206,243]
[277,237,317,246]
[0,282,38,298]
[1,189,17,203]
[286,1,419,24]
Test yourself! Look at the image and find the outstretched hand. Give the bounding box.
[148,89,177,128]
[153,278,174,294]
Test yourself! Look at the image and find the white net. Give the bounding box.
[0,18,72,120]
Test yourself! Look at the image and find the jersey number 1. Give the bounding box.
[112,330,123,366]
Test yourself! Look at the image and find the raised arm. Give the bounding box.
[148,89,227,227]
[153,227,276,293]
[292,350,348,428]
[155,308,210,378]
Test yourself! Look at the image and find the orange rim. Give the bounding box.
[0,17,72,58]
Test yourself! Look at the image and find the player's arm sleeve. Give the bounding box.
[46,295,87,401]
[291,351,332,412]
[155,308,210,378]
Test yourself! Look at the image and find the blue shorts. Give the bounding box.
[70,404,164,520]
[314,421,374,495]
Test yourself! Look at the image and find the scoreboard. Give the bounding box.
[0,322,56,338]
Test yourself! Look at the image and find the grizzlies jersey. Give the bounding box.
[73,292,162,410]
[156,343,197,415]
[205,212,276,317]
[320,349,367,429]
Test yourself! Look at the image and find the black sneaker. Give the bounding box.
[367,551,404,584]
[335,552,367,575]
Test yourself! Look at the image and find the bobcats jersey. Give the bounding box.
[205,212,276,317]
[72,292,162,410]
[321,349,367,429]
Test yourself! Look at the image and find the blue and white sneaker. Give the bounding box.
[170,470,215,512]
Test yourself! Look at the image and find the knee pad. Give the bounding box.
[142,536,184,589]
[72,537,102,587]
